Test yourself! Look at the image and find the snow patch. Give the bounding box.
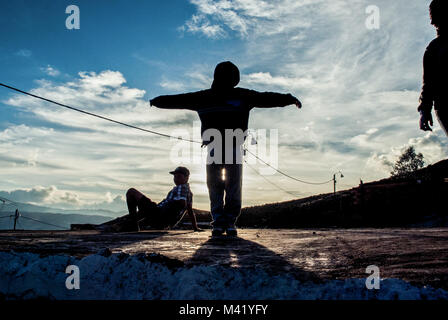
[0,251,447,300]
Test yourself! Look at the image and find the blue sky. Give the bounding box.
[1,0,447,213]
[0,0,239,97]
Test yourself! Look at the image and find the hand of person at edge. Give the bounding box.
[419,110,433,131]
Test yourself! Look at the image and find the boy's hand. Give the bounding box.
[288,94,302,109]
[419,110,433,131]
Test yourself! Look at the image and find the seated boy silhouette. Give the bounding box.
[91,166,201,232]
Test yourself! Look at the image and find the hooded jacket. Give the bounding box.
[150,61,298,146]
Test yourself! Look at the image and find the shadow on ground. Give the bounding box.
[186,235,320,283]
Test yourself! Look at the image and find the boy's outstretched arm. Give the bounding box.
[246,89,302,109]
[150,90,209,110]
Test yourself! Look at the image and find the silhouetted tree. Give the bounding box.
[390,146,425,178]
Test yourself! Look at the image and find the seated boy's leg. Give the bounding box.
[100,217,128,232]
[95,214,135,232]
[137,195,158,214]
[96,190,159,232]
[95,189,150,232]
[126,188,146,220]
[126,188,162,231]
[100,214,129,226]
[153,202,186,230]
[135,195,163,229]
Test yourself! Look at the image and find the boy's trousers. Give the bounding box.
[206,144,243,227]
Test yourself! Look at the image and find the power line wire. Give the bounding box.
[1,82,336,186]
[244,159,302,198]
[0,83,202,144]
[0,196,19,205]
[0,196,68,229]
[19,215,68,230]
[244,148,333,185]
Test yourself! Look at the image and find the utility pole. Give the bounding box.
[333,171,344,194]
[13,209,20,231]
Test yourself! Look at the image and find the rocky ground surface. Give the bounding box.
[1,228,447,291]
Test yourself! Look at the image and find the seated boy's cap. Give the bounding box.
[169,166,190,177]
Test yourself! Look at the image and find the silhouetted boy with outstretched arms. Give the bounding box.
[150,61,301,236]
[418,0,448,136]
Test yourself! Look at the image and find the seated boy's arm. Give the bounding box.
[187,202,202,231]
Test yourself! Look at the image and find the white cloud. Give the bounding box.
[179,14,227,39]
[1,71,212,210]
[2,1,446,211]
[158,64,213,93]
[181,0,313,39]
[408,131,448,164]
[159,78,188,91]
[15,49,32,57]
[365,129,448,178]
[0,186,130,212]
[176,0,445,197]
[244,72,313,91]
[0,186,80,206]
[41,65,60,77]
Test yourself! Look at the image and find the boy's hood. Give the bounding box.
[211,61,240,90]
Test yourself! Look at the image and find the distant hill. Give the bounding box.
[0,201,123,218]
[0,211,112,231]
[234,159,448,228]
[3,159,447,230]
[0,202,124,230]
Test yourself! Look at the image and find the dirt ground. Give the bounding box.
[0,228,447,290]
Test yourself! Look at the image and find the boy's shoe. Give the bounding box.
[211,226,225,236]
[226,225,238,236]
